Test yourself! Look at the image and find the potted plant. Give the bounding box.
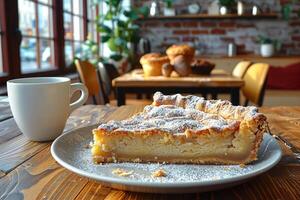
[163,0,175,16]
[282,1,300,20]
[93,0,148,73]
[219,0,236,15]
[257,36,279,57]
[80,37,101,66]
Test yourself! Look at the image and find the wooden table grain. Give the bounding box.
[113,69,244,106]
[0,103,300,200]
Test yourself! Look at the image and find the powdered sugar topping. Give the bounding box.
[98,105,239,134]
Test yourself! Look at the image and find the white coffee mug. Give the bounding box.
[7,77,88,141]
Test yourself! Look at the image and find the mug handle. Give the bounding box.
[70,83,89,113]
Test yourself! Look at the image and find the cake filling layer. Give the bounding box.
[92,130,256,164]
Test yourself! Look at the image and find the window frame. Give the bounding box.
[0,21,3,75]
[0,0,99,85]
[63,0,87,67]
[19,0,56,72]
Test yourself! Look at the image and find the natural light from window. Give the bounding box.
[18,0,55,73]
[100,0,130,58]
[87,0,98,43]
[0,22,3,74]
[63,0,84,67]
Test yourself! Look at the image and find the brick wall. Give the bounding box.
[135,0,300,56]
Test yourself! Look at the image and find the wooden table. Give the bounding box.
[1,103,300,199]
[113,69,244,106]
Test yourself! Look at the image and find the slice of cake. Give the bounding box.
[92,92,267,165]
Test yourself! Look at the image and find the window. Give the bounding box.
[0,22,3,74]
[18,0,54,73]
[0,0,101,85]
[100,0,130,58]
[87,0,99,43]
[63,0,85,67]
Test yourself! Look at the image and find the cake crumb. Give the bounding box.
[239,164,246,168]
[152,169,167,178]
[112,168,134,177]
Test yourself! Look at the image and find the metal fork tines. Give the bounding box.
[267,124,300,159]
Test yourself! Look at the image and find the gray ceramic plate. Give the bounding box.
[51,125,282,193]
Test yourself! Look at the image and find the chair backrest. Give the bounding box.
[232,61,252,78]
[75,59,109,104]
[242,63,270,106]
[98,62,119,96]
[75,59,100,96]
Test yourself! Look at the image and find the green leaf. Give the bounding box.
[123,10,139,20]
[107,38,119,51]
[97,24,112,34]
[117,20,127,28]
[163,0,172,8]
[101,35,111,43]
[114,37,123,46]
[123,10,131,17]
[131,12,139,20]
[110,54,123,61]
[110,0,121,7]
[219,0,236,7]
[91,45,98,53]
[104,11,113,20]
[138,6,149,17]
[282,4,292,20]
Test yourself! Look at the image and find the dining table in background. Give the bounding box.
[112,69,244,106]
[0,102,300,199]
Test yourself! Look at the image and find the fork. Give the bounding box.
[266,123,300,159]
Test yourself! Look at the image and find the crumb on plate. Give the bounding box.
[152,168,167,178]
[239,164,246,168]
[112,168,134,177]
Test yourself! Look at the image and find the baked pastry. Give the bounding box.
[191,59,215,75]
[166,44,195,65]
[140,53,170,77]
[161,63,174,77]
[173,55,191,77]
[92,92,267,165]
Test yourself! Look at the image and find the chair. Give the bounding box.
[232,61,252,78]
[98,62,119,98]
[211,61,252,100]
[98,62,152,106]
[242,63,270,106]
[99,63,146,100]
[75,59,109,104]
[75,59,151,106]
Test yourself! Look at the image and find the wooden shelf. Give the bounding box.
[199,54,300,59]
[138,13,278,20]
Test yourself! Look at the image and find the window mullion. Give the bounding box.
[35,2,41,69]
[83,0,87,40]
[71,1,75,58]
[52,0,65,71]
[0,0,21,80]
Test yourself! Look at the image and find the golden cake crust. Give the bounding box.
[140,53,169,65]
[166,44,195,64]
[166,45,195,57]
[140,53,169,76]
[92,92,267,165]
